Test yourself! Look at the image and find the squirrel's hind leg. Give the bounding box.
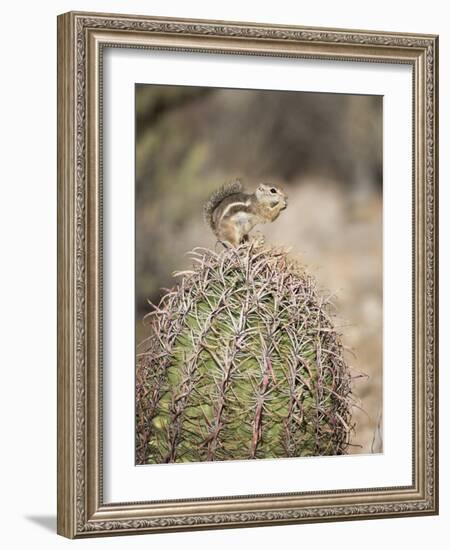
[218,221,241,247]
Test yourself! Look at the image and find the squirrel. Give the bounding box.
[203,180,288,247]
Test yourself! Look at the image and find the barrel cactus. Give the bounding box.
[136,241,354,464]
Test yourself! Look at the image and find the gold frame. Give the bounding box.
[57,11,439,538]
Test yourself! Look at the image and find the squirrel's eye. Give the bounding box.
[270,188,277,194]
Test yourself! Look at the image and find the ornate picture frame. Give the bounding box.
[57,11,438,538]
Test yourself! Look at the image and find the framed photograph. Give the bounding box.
[57,11,439,538]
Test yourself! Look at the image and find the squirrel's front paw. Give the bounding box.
[251,232,266,248]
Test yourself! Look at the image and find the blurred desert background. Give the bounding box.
[135,84,383,455]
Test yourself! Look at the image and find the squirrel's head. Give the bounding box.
[256,183,288,212]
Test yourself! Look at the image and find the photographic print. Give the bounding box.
[58,12,438,537]
[135,84,383,465]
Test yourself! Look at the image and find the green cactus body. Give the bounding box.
[136,243,353,464]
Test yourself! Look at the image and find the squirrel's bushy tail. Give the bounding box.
[203,179,243,232]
